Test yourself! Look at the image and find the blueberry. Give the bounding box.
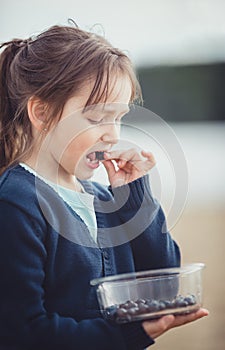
[117,307,128,315]
[105,305,118,320]
[163,300,174,309]
[95,151,105,160]
[146,300,160,312]
[127,307,139,316]
[119,302,128,309]
[121,300,137,309]
[184,295,197,305]
[106,305,118,313]
[115,308,132,323]
[138,303,150,314]
[135,298,147,305]
[158,301,167,310]
[174,296,189,307]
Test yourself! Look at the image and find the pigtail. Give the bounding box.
[0,40,29,174]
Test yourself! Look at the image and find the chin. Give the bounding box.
[75,169,94,181]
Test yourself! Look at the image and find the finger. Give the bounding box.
[142,308,209,340]
[104,149,142,164]
[170,308,209,328]
[104,150,123,161]
[141,150,156,164]
[102,159,117,178]
[142,315,175,339]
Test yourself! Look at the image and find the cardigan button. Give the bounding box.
[103,251,109,260]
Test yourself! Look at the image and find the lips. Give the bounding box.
[85,151,105,169]
[86,152,97,162]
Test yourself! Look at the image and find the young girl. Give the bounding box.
[0,24,208,350]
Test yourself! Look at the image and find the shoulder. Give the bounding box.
[0,165,36,202]
[0,165,57,220]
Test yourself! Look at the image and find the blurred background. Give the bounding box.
[1,0,224,349]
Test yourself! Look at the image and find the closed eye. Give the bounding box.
[87,118,104,125]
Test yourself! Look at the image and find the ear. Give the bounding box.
[27,97,48,131]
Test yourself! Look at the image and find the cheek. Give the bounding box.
[64,128,100,160]
[50,120,100,160]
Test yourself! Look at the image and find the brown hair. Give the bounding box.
[0,24,142,175]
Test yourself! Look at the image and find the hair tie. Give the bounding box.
[13,39,30,48]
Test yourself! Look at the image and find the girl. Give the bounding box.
[0,24,208,350]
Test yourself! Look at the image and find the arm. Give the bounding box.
[107,174,180,270]
[103,148,180,269]
[102,150,208,340]
[117,175,181,270]
[0,201,153,350]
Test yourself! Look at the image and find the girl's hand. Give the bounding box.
[142,308,209,340]
[102,149,156,188]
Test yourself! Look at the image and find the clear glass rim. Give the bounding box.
[90,263,205,286]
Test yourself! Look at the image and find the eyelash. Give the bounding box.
[88,118,103,125]
[88,117,122,125]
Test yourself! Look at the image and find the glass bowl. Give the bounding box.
[90,263,205,323]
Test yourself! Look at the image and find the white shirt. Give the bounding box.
[19,163,98,243]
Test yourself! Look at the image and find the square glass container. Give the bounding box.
[91,263,205,323]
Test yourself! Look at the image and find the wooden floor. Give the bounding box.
[148,204,225,350]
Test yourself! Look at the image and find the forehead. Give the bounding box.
[64,74,132,116]
[105,75,132,104]
[83,76,132,115]
[99,103,130,114]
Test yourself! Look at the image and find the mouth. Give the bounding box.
[85,151,105,169]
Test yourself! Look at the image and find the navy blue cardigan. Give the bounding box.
[0,165,180,350]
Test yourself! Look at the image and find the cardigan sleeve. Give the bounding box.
[109,175,181,271]
[0,200,154,350]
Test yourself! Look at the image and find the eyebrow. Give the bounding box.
[83,104,130,115]
[102,105,130,115]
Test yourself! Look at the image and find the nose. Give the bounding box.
[101,122,120,144]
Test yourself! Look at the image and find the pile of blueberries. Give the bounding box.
[105,294,198,323]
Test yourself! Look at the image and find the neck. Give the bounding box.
[21,145,83,193]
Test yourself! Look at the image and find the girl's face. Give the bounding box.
[49,75,132,180]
